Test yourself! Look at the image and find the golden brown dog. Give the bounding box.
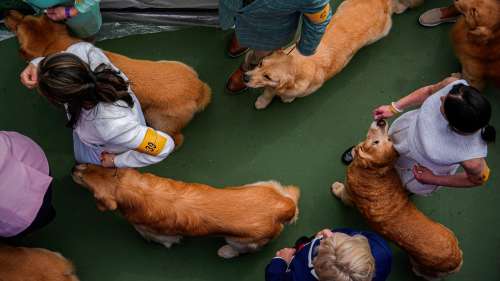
[0,244,79,281]
[331,120,463,280]
[245,0,394,109]
[4,11,211,147]
[72,164,300,258]
[452,0,500,89]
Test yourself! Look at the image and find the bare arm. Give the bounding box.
[413,159,489,188]
[373,76,459,120]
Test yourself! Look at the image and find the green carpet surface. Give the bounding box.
[0,1,499,281]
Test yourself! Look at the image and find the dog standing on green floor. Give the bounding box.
[72,164,300,258]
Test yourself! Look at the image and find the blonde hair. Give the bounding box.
[313,232,375,281]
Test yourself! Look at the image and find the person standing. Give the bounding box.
[219,0,333,93]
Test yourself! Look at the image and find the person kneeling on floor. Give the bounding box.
[265,228,392,281]
[20,42,175,168]
[0,131,55,239]
[341,76,494,196]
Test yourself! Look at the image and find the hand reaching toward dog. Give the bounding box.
[372,105,395,120]
[100,152,116,168]
[413,164,436,184]
[46,6,77,21]
[20,64,39,89]
[275,248,296,264]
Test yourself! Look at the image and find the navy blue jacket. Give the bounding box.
[265,228,392,281]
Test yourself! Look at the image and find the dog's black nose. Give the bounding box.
[243,74,250,83]
[377,119,386,127]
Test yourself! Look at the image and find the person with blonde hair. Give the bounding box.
[265,228,392,281]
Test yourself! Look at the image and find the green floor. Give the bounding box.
[1,1,500,281]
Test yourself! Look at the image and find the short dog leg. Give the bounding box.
[159,236,182,248]
[255,89,275,110]
[172,133,184,150]
[392,0,409,14]
[331,182,354,206]
[280,96,296,103]
[217,245,240,259]
[218,238,266,258]
[133,225,182,248]
[134,225,153,242]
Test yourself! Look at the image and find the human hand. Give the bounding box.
[20,63,39,89]
[315,229,334,238]
[372,105,395,120]
[413,164,436,184]
[100,152,116,168]
[275,248,296,264]
[46,6,69,21]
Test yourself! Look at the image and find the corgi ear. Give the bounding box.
[4,10,25,33]
[354,147,373,169]
[276,74,292,91]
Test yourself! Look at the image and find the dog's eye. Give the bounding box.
[373,140,380,145]
[264,74,272,80]
[258,61,263,67]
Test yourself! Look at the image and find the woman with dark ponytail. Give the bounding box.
[20,42,175,168]
[342,76,494,196]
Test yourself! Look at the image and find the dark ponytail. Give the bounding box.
[444,84,495,143]
[481,125,496,143]
[37,53,133,128]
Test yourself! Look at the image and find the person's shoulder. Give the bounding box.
[67,41,94,52]
[85,103,138,139]
[93,101,133,119]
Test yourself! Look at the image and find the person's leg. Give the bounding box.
[227,33,249,58]
[419,4,460,27]
[65,2,102,39]
[226,49,272,94]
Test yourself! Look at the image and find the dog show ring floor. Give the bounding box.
[1,1,499,280]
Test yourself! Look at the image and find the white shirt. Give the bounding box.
[31,42,174,168]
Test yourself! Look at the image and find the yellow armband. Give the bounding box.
[304,4,330,24]
[135,128,167,156]
[481,165,490,184]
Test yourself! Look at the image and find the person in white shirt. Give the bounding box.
[20,42,174,168]
[341,76,495,196]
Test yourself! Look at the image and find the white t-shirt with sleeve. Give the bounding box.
[31,42,174,168]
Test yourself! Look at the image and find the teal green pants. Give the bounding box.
[24,0,101,38]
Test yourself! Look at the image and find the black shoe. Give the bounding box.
[341,146,355,165]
